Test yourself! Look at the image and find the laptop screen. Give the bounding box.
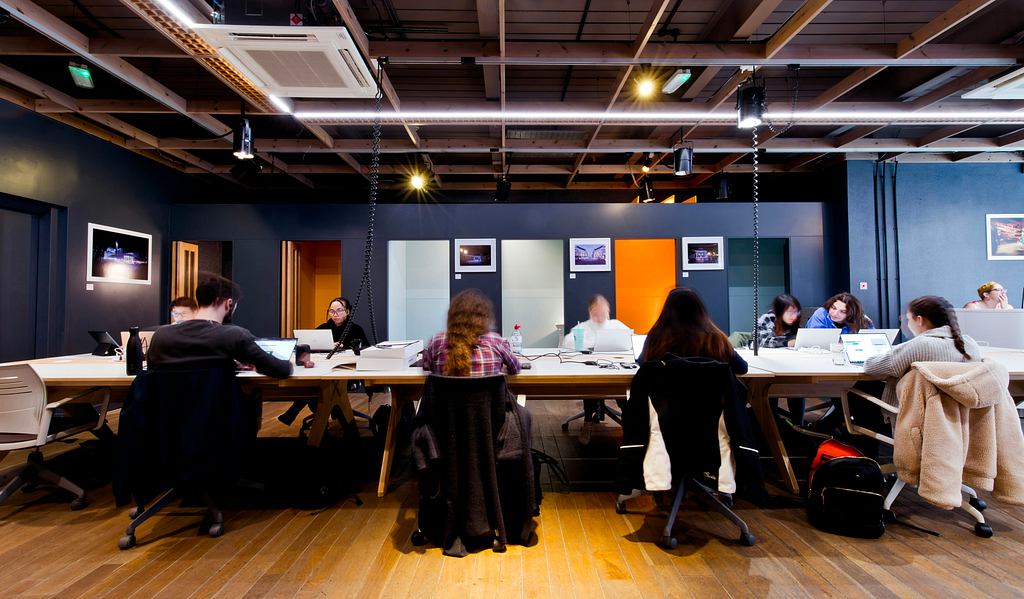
[255,338,297,359]
[840,333,892,364]
[631,334,647,361]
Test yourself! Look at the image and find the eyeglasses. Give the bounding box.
[328,309,348,316]
[991,287,1005,293]
[171,311,191,318]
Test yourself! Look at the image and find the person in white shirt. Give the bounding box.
[562,294,631,443]
[562,294,631,350]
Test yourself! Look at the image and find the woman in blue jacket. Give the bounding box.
[806,292,874,334]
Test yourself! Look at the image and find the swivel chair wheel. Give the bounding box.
[209,523,224,538]
[411,530,427,546]
[70,498,88,511]
[739,533,756,547]
[974,522,993,538]
[662,535,677,549]
[969,497,987,512]
[615,502,626,514]
[883,510,897,524]
[118,534,136,550]
[561,422,569,431]
[129,507,141,519]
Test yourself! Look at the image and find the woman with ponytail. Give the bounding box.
[423,289,520,377]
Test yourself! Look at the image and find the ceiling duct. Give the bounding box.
[505,129,589,140]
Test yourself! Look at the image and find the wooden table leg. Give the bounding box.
[747,379,801,494]
[306,382,355,448]
[378,387,417,497]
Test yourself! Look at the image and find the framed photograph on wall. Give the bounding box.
[682,236,724,271]
[569,237,611,272]
[986,214,1024,260]
[87,223,152,285]
[454,238,497,272]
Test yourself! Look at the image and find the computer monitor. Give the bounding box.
[954,308,1024,350]
[255,338,297,359]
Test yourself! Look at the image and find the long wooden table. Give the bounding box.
[16,348,1024,498]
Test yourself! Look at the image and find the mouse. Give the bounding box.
[520,362,532,369]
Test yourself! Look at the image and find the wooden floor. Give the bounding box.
[2,395,1024,599]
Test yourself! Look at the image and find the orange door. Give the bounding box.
[614,239,677,334]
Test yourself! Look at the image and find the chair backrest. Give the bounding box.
[0,364,46,436]
[800,307,820,328]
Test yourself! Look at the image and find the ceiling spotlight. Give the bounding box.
[411,173,425,190]
[233,118,254,159]
[673,146,693,176]
[642,177,655,202]
[641,154,653,173]
[68,62,94,89]
[661,69,691,94]
[230,160,262,183]
[737,76,765,129]
[494,176,511,202]
[636,78,655,97]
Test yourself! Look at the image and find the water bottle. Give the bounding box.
[510,324,522,354]
[126,327,143,375]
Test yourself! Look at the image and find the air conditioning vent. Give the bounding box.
[191,25,377,99]
[961,66,1024,100]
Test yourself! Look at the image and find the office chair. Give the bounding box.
[838,386,992,537]
[561,397,623,444]
[115,368,255,549]
[0,364,111,511]
[615,357,759,549]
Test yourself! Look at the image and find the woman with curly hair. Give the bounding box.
[423,289,520,376]
[806,292,874,333]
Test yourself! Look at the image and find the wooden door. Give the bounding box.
[280,241,301,337]
[170,241,199,301]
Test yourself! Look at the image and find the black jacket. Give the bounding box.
[616,354,765,502]
[317,320,369,349]
[113,368,257,507]
[410,374,535,557]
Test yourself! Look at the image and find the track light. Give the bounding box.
[636,78,655,97]
[68,63,94,89]
[641,154,652,173]
[233,119,254,159]
[737,77,765,129]
[411,173,425,190]
[673,146,693,176]
[661,69,691,94]
[642,177,655,202]
[230,160,262,183]
[494,177,511,202]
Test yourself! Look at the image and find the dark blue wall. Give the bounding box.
[170,202,835,339]
[846,161,1024,327]
[0,103,213,354]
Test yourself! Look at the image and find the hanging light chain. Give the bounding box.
[752,125,760,356]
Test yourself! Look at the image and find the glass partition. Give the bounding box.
[501,239,564,348]
[727,237,789,335]
[388,240,450,343]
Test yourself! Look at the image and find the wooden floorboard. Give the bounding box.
[1,396,1023,599]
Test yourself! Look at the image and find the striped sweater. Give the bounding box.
[863,325,982,407]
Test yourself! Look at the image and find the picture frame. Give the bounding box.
[454,238,497,272]
[986,214,1024,260]
[682,236,724,271]
[569,237,611,272]
[87,223,153,285]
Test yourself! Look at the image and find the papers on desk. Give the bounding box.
[356,340,423,371]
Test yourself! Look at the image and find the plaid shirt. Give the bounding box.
[748,312,792,348]
[423,331,521,376]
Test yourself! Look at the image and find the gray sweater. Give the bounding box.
[863,325,982,407]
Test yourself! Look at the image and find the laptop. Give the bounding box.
[840,332,893,364]
[295,329,336,351]
[88,331,120,356]
[631,334,647,361]
[255,338,297,360]
[593,328,634,352]
[788,328,842,350]
[875,328,901,344]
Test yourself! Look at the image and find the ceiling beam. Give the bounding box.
[996,128,1024,146]
[0,36,185,57]
[0,0,229,135]
[907,65,1009,111]
[477,0,501,100]
[896,0,1000,58]
[698,0,786,41]
[369,42,1024,67]
[764,0,833,60]
[256,153,316,188]
[807,66,887,110]
[784,152,828,171]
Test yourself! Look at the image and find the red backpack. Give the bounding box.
[809,439,864,488]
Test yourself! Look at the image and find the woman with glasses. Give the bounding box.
[317,297,369,350]
[963,282,1014,309]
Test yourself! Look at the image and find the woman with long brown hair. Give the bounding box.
[423,289,520,376]
[806,292,874,333]
[641,286,747,375]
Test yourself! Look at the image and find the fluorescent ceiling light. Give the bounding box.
[269,95,294,114]
[661,69,691,94]
[153,0,194,27]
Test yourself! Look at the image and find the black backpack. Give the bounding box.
[807,456,885,538]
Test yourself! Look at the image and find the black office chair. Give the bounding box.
[114,368,257,549]
[615,356,763,548]
[409,374,536,557]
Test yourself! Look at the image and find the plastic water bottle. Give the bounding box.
[510,324,522,354]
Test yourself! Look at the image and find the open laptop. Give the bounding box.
[255,338,297,360]
[875,328,901,344]
[295,329,336,351]
[594,328,634,352]
[787,328,841,350]
[631,334,647,361]
[841,332,893,364]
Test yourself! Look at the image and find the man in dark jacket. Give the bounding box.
[148,276,292,378]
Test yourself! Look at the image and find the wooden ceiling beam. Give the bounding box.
[996,128,1024,146]
[907,66,1010,111]
[255,153,316,188]
[0,36,185,57]
[784,152,828,171]
[764,0,833,60]
[896,0,1000,59]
